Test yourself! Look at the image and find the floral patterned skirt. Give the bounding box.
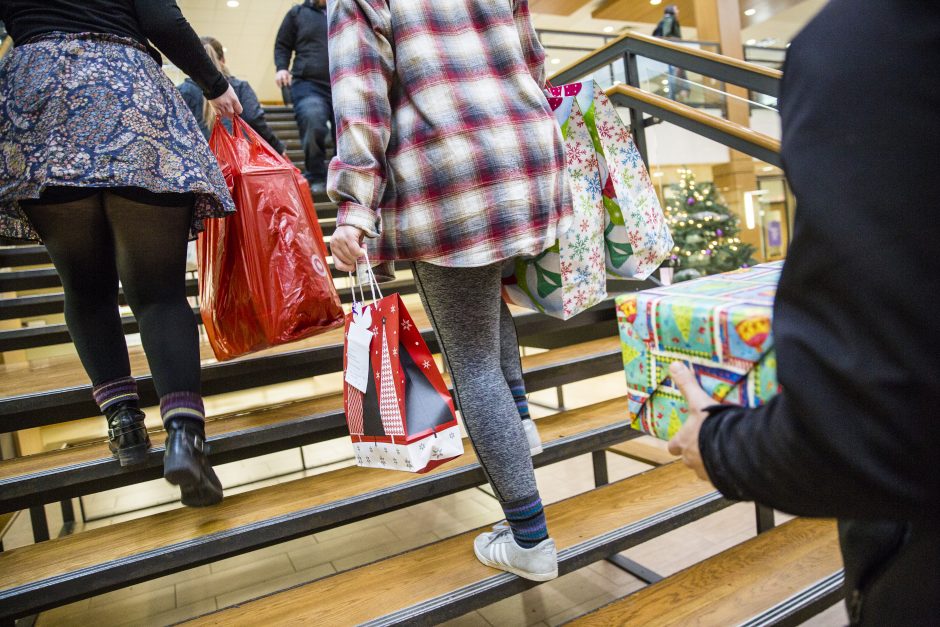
[0,32,235,241]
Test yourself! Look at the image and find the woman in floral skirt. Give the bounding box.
[0,0,242,507]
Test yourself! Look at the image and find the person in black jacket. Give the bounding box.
[179,36,287,154]
[652,5,687,101]
[652,4,682,39]
[274,0,332,193]
[666,2,940,624]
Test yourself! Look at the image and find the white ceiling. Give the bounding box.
[171,0,827,104]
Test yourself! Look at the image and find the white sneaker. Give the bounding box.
[473,523,558,581]
[522,418,543,456]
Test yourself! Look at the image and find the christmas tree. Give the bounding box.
[664,169,756,281]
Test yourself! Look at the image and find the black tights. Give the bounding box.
[23,191,200,396]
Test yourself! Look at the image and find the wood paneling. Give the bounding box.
[568,518,842,625]
[593,0,697,28]
[530,0,594,16]
[185,463,711,625]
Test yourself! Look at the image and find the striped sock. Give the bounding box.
[160,391,206,428]
[502,493,549,549]
[92,377,139,414]
[509,382,531,421]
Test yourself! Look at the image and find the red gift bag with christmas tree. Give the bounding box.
[343,264,463,473]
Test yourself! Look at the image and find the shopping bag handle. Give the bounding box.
[348,250,383,305]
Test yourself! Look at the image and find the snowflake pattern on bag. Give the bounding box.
[589,84,674,279]
[502,86,607,320]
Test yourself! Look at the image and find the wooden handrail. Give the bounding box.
[607,84,781,155]
[552,29,782,85]
[627,31,782,80]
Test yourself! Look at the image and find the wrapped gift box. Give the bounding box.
[615,262,783,440]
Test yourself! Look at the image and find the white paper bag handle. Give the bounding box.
[347,250,384,306]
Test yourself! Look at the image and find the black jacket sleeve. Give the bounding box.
[133,0,229,99]
[235,81,286,153]
[274,8,298,72]
[177,80,209,140]
[696,0,940,527]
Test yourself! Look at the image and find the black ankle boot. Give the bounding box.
[163,418,223,507]
[106,403,152,467]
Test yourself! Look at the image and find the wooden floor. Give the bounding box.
[183,463,714,626]
[568,517,842,626]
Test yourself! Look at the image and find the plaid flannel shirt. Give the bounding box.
[327,0,572,268]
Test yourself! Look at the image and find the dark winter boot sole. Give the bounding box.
[164,451,223,507]
[112,442,151,468]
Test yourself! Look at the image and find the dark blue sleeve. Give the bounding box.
[177,81,210,140]
[274,7,298,72]
[236,81,286,153]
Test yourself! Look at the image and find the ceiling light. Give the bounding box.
[603,26,615,33]
[744,8,757,16]
[746,39,757,45]
[650,0,662,5]
[226,0,239,7]
[551,58,561,65]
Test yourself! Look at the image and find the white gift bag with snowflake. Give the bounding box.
[501,83,608,320]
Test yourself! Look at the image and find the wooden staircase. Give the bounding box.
[0,106,844,626]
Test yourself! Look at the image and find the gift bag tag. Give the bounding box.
[345,303,374,393]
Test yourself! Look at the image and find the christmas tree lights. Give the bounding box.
[664,169,756,281]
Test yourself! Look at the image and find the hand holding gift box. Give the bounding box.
[616,262,783,441]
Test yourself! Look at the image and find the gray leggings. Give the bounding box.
[412,261,537,503]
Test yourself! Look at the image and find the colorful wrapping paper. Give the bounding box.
[616,262,783,440]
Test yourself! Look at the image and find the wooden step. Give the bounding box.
[183,463,726,626]
[0,336,624,514]
[0,511,17,551]
[0,211,337,270]
[0,297,621,430]
[608,436,678,466]
[566,518,844,627]
[0,277,419,351]
[0,397,656,621]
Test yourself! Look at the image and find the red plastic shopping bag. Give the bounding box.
[198,117,344,361]
[343,265,463,473]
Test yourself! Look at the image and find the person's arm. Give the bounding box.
[274,8,297,73]
[327,0,394,239]
[512,0,547,87]
[237,82,287,153]
[133,0,229,99]
[177,81,210,140]
[671,364,939,522]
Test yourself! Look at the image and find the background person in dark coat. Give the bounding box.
[666,1,940,625]
[178,37,286,154]
[652,4,682,39]
[652,5,687,101]
[274,0,332,193]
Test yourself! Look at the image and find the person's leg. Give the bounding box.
[499,301,542,455]
[103,192,222,506]
[22,194,150,465]
[412,262,554,579]
[291,79,331,187]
